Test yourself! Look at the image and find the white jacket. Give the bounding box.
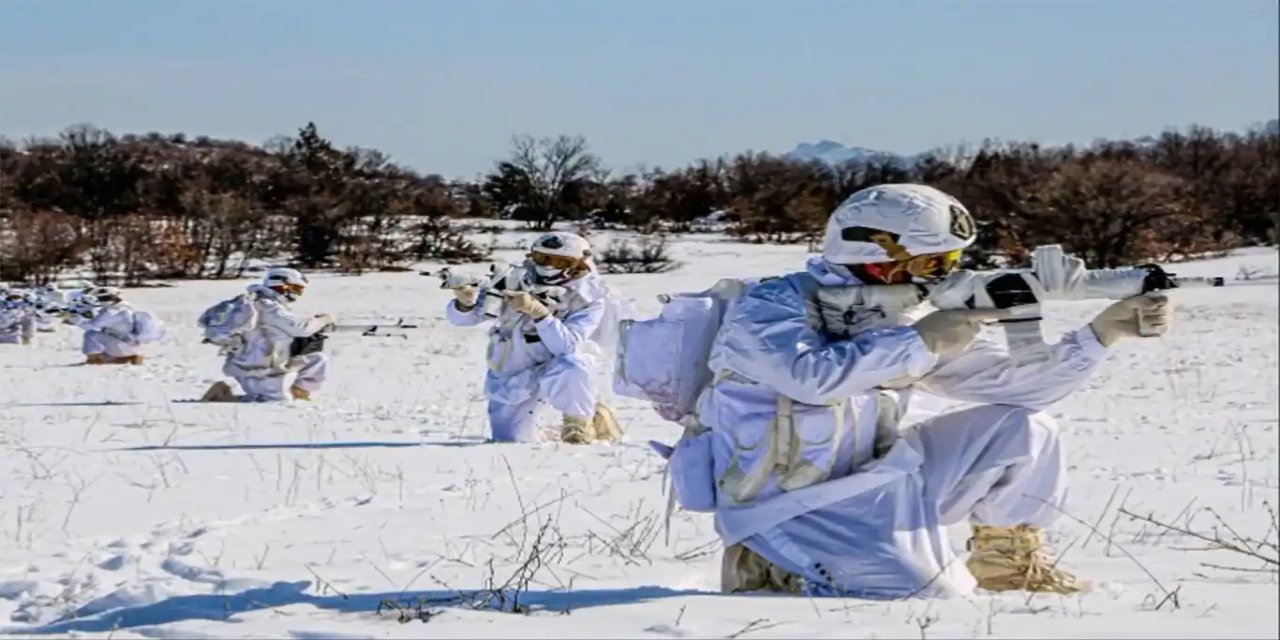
[74,303,138,344]
[701,257,1111,544]
[0,304,35,342]
[445,270,611,403]
[224,285,329,378]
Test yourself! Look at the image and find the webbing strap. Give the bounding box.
[719,392,843,503]
[776,396,840,492]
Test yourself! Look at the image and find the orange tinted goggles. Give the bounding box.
[530,251,580,270]
[862,249,962,284]
[902,249,962,278]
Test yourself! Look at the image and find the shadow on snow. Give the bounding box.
[5,581,705,635]
[115,439,490,452]
[3,401,144,407]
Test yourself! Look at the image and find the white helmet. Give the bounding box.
[85,286,123,304]
[263,267,309,301]
[819,184,977,285]
[526,232,593,285]
[822,184,976,266]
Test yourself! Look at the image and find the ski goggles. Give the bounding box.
[858,248,963,284]
[270,282,306,298]
[529,251,581,270]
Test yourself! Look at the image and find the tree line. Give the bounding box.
[0,120,1275,284]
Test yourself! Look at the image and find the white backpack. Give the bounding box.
[197,293,258,352]
[131,310,166,344]
[612,277,755,425]
[613,278,762,516]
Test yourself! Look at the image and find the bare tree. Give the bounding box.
[0,209,86,283]
[0,118,1272,284]
[484,134,602,230]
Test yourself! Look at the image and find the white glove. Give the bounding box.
[314,313,336,330]
[453,286,479,310]
[911,309,1007,357]
[506,291,550,321]
[1089,293,1172,347]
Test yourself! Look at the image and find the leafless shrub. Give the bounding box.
[1119,504,1279,574]
[596,235,679,274]
[406,518,566,616]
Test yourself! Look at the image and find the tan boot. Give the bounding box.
[966,524,1084,594]
[290,386,312,401]
[561,414,592,444]
[590,403,624,443]
[721,543,803,594]
[110,354,143,365]
[200,381,238,403]
[85,353,107,365]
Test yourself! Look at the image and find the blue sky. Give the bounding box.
[1,0,1276,178]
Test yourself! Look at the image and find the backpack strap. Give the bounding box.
[872,390,904,460]
[717,393,846,504]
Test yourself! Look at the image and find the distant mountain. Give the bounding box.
[784,140,910,167]
[786,120,1278,167]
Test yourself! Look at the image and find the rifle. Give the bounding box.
[863,244,1266,365]
[321,318,421,338]
[422,264,568,319]
[45,297,100,321]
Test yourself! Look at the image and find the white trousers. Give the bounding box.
[233,353,328,402]
[486,354,596,442]
[83,331,138,358]
[742,404,1066,599]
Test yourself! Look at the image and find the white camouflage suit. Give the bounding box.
[698,256,1110,598]
[223,284,329,402]
[0,301,36,345]
[73,303,143,358]
[446,270,610,442]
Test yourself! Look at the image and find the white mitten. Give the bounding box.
[1089,293,1172,347]
[506,291,550,321]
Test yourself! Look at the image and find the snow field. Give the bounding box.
[0,241,1276,638]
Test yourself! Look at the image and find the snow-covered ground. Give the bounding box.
[1,240,1276,639]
